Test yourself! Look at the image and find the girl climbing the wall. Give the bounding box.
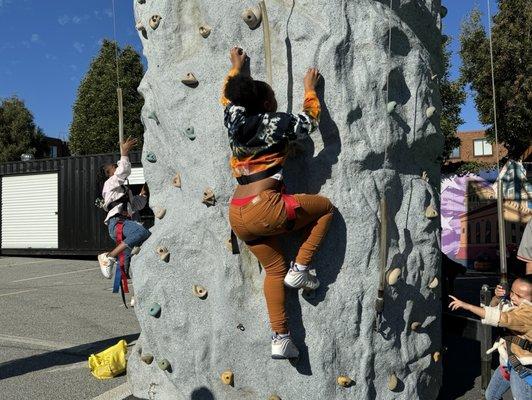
[222,47,334,359]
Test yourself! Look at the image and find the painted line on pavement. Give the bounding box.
[0,333,76,350]
[43,361,88,374]
[0,289,38,297]
[0,259,68,269]
[10,267,100,283]
[92,383,132,400]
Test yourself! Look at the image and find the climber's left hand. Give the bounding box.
[230,46,246,70]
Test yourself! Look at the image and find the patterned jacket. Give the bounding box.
[221,68,321,180]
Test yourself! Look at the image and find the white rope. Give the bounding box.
[384,0,393,166]
[486,1,507,279]
[111,0,124,144]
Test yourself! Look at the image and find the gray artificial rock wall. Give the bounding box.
[128,0,445,399]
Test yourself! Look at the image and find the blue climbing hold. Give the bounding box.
[146,152,157,163]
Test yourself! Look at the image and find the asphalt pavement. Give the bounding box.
[0,256,139,400]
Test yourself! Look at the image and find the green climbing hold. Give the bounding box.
[146,152,157,163]
[148,302,161,317]
[158,358,171,371]
[440,6,448,18]
[184,127,196,141]
[387,101,397,114]
[147,111,160,125]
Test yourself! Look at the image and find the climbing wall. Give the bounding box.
[128,0,445,399]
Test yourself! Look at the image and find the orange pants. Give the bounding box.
[229,189,334,334]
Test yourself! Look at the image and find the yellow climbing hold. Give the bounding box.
[433,351,441,362]
[156,246,170,262]
[149,15,162,30]
[426,106,436,118]
[410,321,422,331]
[141,353,154,364]
[268,396,281,400]
[192,285,208,299]
[199,25,212,38]
[386,268,401,286]
[242,6,262,30]
[337,375,353,387]
[181,73,199,87]
[153,207,166,219]
[387,373,398,391]
[428,277,439,289]
[202,188,216,207]
[221,370,234,385]
[387,101,397,114]
[172,173,181,188]
[425,205,439,219]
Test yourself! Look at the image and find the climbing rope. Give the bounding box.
[111,0,124,145]
[259,1,273,86]
[485,0,508,293]
[384,0,393,166]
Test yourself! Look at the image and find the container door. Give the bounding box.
[1,173,59,249]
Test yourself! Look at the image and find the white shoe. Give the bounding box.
[271,333,299,359]
[284,263,320,290]
[98,253,116,279]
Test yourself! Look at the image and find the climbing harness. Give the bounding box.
[113,218,130,307]
[505,337,532,382]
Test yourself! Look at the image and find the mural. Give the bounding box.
[441,161,532,270]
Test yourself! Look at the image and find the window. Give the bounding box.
[473,139,493,156]
[485,220,491,243]
[475,222,481,244]
[450,146,460,158]
[50,145,58,158]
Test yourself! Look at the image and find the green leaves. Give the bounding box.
[460,1,532,159]
[0,96,47,163]
[69,39,144,155]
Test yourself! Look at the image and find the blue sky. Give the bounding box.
[0,0,497,140]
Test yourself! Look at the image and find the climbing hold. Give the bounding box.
[147,111,160,125]
[153,207,166,219]
[421,171,429,182]
[192,285,208,299]
[141,354,154,364]
[221,370,234,386]
[386,101,397,114]
[440,6,448,18]
[241,6,262,30]
[268,396,281,400]
[441,34,449,44]
[183,126,196,140]
[181,73,199,88]
[146,152,157,163]
[148,302,161,318]
[387,373,398,391]
[426,106,436,118]
[135,21,147,39]
[386,268,401,286]
[431,73,438,81]
[158,358,171,371]
[137,0,146,4]
[411,321,422,331]
[131,246,141,255]
[149,15,162,30]
[130,297,135,307]
[428,277,439,289]
[172,173,181,188]
[199,25,212,38]
[202,188,216,207]
[237,323,245,331]
[156,246,170,262]
[425,205,439,219]
[433,352,442,362]
[337,375,353,387]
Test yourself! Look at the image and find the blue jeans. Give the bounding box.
[485,366,532,400]
[107,217,151,269]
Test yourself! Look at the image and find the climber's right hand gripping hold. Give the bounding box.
[230,46,247,72]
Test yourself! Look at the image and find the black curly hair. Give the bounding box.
[224,74,273,114]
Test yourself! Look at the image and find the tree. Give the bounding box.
[0,96,47,163]
[460,2,532,160]
[440,38,466,163]
[69,40,144,155]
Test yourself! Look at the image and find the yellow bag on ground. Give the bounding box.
[88,339,128,380]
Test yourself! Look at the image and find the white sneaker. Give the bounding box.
[98,253,116,279]
[271,333,299,359]
[284,263,320,290]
